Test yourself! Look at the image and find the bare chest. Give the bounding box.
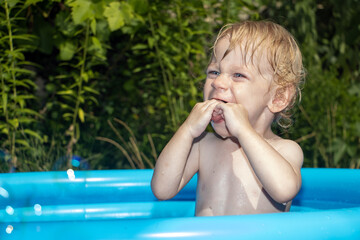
[196,140,286,215]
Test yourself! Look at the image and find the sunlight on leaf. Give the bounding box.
[78,108,85,123]
[104,2,124,31]
[57,90,75,95]
[68,0,93,25]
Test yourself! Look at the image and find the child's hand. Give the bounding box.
[214,102,252,137]
[184,99,219,138]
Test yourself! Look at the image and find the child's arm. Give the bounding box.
[151,99,219,200]
[215,102,303,203]
[238,129,303,203]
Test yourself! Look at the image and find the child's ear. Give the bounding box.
[268,85,295,113]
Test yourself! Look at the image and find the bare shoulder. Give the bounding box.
[269,137,304,168]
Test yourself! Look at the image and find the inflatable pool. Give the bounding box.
[0,168,359,239]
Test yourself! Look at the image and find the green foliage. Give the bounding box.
[262,0,360,168]
[1,0,141,170]
[0,0,359,172]
[0,0,42,171]
[103,0,261,136]
[96,118,156,169]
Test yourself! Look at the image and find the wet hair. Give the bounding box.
[212,20,305,129]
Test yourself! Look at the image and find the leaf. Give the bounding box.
[15,79,37,89]
[8,119,19,129]
[147,105,155,114]
[7,49,25,61]
[68,0,94,25]
[17,117,36,124]
[55,11,76,37]
[63,113,73,120]
[91,36,102,50]
[59,40,77,61]
[15,108,43,118]
[81,72,89,82]
[57,90,75,95]
[60,103,73,110]
[23,129,43,142]
[18,98,25,109]
[1,126,9,134]
[11,34,37,42]
[16,139,30,148]
[78,108,85,123]
[15,94,36,100]
[132,44,148,50]
[83,86,99,95]
[78,96,85,103]
[119,2,134,21]
[6,0,21,8]
[129,0,149,15]
[88,96,99,105]
[104,2,124,31]
[90,17,97,35]
[147,37,154,49]
[9,67,33,75]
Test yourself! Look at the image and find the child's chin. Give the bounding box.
[211,121,231,139]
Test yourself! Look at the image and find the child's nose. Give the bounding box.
[211,74,229,90]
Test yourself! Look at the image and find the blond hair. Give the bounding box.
[212,20,305,129]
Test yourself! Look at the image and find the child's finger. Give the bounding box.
[203,99,221,112]
[212,106,223,115]
[213,101,227,112]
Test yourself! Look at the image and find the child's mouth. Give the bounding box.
[211,111,224,123]
[211,115,224,123]
[213,98,227,103]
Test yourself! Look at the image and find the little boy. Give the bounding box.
[151,20,305,216]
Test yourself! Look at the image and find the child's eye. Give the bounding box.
[208,71,220,75]
[234,73,246,78]
[208,70,220,76]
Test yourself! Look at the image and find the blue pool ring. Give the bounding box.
[0,168,359,239]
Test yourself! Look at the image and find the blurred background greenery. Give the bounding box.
[0,0,359,172]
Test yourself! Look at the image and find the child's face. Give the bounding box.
[204,37,275,137]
